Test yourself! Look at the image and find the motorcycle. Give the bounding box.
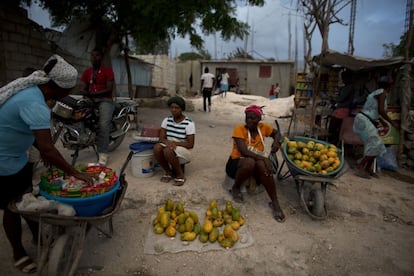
[51,95,138,165]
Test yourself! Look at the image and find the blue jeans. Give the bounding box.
[94,99,114,153]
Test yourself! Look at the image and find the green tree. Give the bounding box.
[382,31,414,58]
[382,42,398,58]
[178,50,211,61]
[25,0,264,97]
[33,0,264,54]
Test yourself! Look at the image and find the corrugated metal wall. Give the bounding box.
[112,57,152,97]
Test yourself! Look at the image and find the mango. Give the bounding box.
[185,217,194,232]
[205,209,212,218]
[213,218,224,227]
[175,202,184,215]
[202,219,213,233]
[159,212,170,228]
[193,222,201,235]
[231,221,240,230]
[219,238,235,249]
[217,234,225,243]
[165,225,176,237]
[189,211,199,224]
[165,198,174,212]
[209,227,219,243]
[238,215,245,226]
[223,225,234,238]
[156,206,166,221]
[229,230,239,242]
[223,214,233,225]
[178,224,187,233]
[177,213,186,225]
[211,207,219,219]
[153,223,164,234]
[232,207,240,221]
[209,199,218,209]
[199,232,209,243]
[181,231,196,241]
[225,201,233,215]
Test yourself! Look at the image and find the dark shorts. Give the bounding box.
[0,163,33,209]
[225,158,240,179]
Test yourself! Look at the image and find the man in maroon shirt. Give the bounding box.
[80,47,115,166]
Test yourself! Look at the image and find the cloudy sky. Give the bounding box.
[27,0,407,61]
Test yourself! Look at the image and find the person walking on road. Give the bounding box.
[220,69,230,97]
[200,67,215,112]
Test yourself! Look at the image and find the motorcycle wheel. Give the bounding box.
[108,120,126,152]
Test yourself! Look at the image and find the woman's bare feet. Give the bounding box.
[269,202,285,223]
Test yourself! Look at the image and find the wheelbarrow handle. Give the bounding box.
[274,119,284,143]
[119,150,134,178]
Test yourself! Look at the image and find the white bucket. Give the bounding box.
[131,150,155,177]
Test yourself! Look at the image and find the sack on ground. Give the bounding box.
[377,147,398,172]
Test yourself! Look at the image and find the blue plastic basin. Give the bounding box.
[40,180,120,217]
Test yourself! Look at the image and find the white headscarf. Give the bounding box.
[0,54,78,105]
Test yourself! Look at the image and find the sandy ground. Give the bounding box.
[1,93,414,275]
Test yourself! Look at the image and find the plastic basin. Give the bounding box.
[40,180,120,217]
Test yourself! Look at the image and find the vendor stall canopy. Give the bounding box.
[313,50,405,71]
[313,49,414,134]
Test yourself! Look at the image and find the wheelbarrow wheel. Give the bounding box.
[308,189,325,217]
[47,234,73,276]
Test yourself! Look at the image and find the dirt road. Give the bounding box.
[1,94,413,275]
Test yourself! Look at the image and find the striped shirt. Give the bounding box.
[161,116,196,141]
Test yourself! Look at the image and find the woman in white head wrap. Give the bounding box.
[0,54,78,104]
[0,54,93,273]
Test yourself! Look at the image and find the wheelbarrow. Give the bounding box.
[8,151,134,276]
[277,136,345,220]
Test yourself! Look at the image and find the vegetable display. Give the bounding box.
[40,165,118,198]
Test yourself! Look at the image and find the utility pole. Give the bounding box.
[404,0,413,59]
[244,7,249,58]
[288,11,292,60]
[405,0,414,33]
[348,0,357,55]
[295,18,299,71]
[214,33,217,59]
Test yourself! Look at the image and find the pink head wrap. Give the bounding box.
[245,105,263,120]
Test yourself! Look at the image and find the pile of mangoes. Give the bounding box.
[285,139,341,175]
[152,199,245,249]
[152,199,200,241]
[200,199,244,249]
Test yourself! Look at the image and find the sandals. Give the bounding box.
[173,178,186,186]
[161,174,186,186]
[14,256,37,273]
[160,175,173,183]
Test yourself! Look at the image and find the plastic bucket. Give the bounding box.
[130,142,155,178]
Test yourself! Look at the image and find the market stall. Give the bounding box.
[308,50,414,168]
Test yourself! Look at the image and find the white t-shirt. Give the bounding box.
[200,73,215,89]
[221,72,230,85]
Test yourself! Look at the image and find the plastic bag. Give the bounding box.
[377,147,398,172]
